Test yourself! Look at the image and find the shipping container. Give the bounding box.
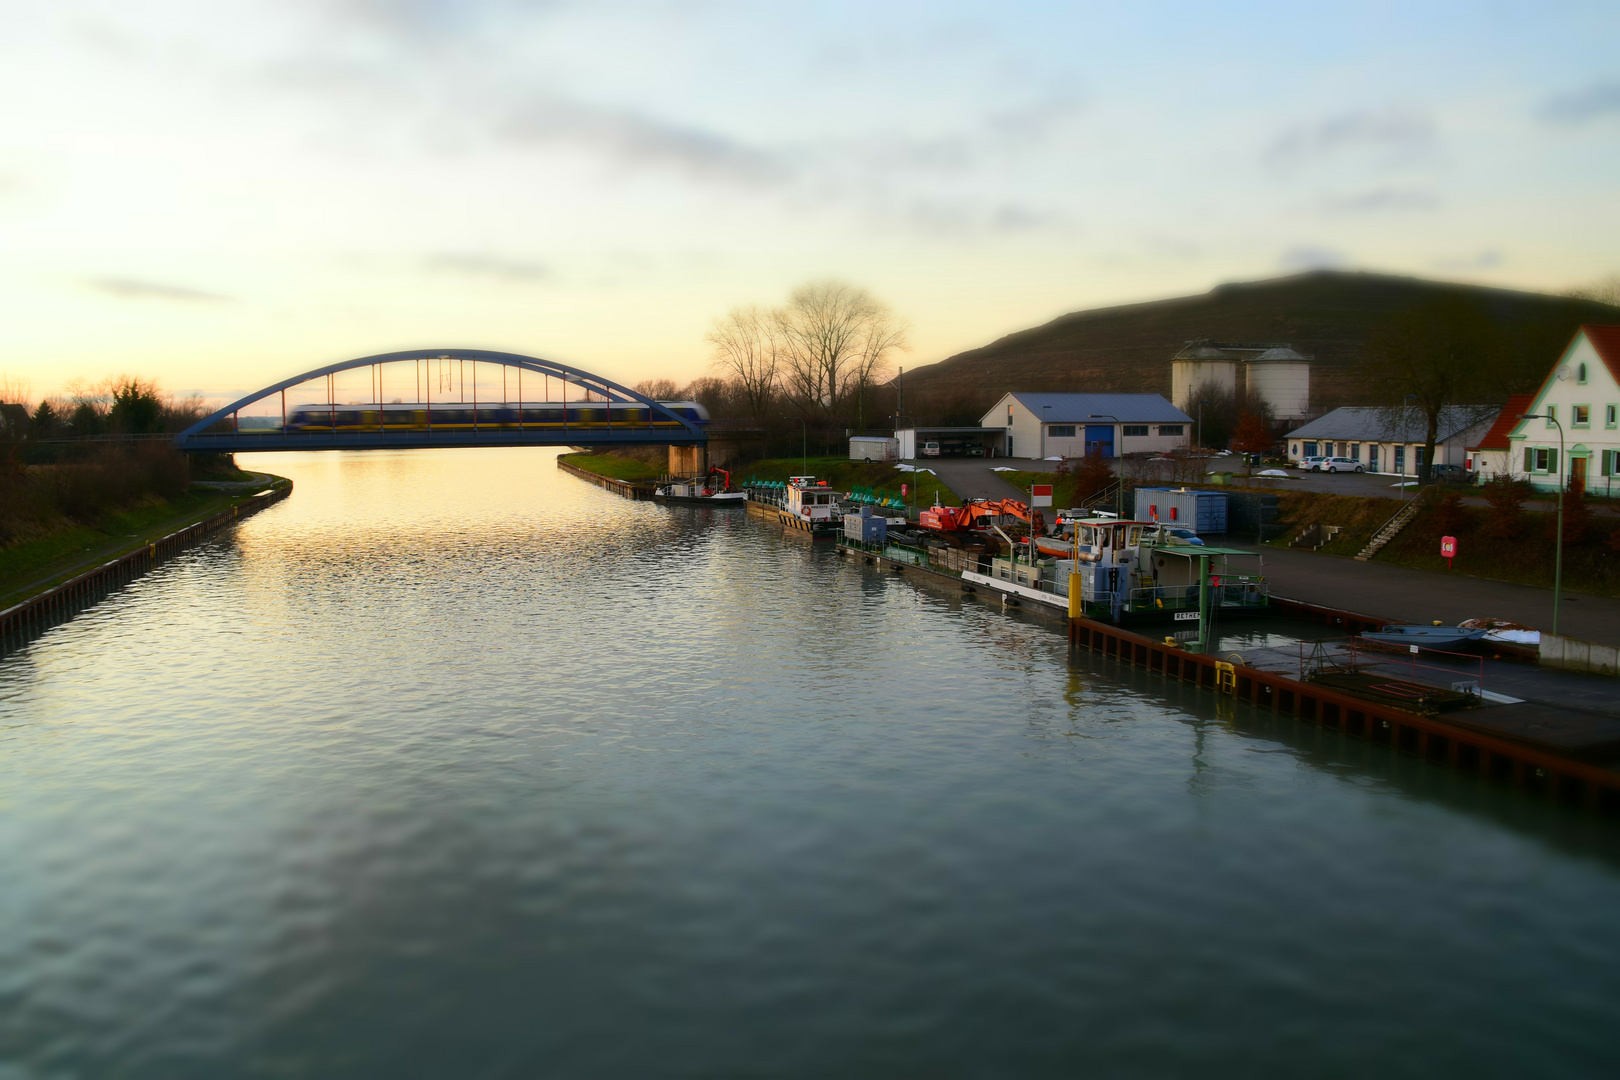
[1133,487,1227,534]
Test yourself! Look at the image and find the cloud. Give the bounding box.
[426,252,549,282]
[1319,187,1439,215]
[1433,249,1503,271]
[1277,246,1348,271]
[1266,107,1436,170]
[498,97,792,186]
[90,278,232,302]
[1539,81,1620,124]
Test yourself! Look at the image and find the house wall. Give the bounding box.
[1507,332,1620,492]
[982,394,1192,459]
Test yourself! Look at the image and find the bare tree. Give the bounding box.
[1367,296,1502,483]
[850,307,910,433]
[705,305,781,420]
[776,281,908,422]
[633,378,682,401]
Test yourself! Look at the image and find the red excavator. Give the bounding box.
[918,498,1046,535]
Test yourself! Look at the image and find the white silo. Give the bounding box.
[1245,348,1311,421]
[1170,342,1239,413]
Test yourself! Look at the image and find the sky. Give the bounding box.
[1,0,1617,407]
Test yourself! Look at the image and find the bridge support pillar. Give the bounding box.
[669,444,708,477]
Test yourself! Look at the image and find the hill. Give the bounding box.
[902,270,1617,423]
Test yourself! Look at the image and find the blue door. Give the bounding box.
[1085,424,1115,458]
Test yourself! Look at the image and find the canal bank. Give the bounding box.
[0,478,293,655]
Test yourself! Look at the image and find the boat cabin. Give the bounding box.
[786,477,841,522]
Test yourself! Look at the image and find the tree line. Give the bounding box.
[632,280,910,457]
[0,376,207,441]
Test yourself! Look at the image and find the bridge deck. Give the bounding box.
[177,428,705,453]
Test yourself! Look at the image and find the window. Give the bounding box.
[1578,362,1588,384]
[1525,446,1557,473]
[1573,405,1591,427]
[1048,424,1076,437]
[1607,404,1617,428]
[1414,446,1425,468]
[1368,445,1379,469]
[1158,424,1183,436]
[1349,443,1360,460]
[1122,425,1149,437]
[1303,441,1318,456]
[1290,443,1299,456]
[1546,406,1557,427]
[1394,446,1405,472]
[1323,442,1335,456]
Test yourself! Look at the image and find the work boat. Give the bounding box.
[962,517,1271,625]
[1067,517,1270,625]
[654,466,747,506]
[780,476,843,537]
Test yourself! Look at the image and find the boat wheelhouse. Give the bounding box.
[781,476,843,536]
[1062,517,1270,624]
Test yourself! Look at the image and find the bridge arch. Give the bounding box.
[173,348,706,453]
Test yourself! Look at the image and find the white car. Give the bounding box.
[1317,456,1365,473]
[1295,455,1327,470]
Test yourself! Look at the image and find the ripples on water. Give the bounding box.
[2,448,1619,1077]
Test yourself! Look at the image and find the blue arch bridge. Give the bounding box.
[173,349,708,454]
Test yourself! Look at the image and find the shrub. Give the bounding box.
[1432,489,1466,538]
[1556,475,1593,544]
[1481,476,1529,539]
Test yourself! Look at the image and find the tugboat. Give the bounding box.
[654,466,747,506]
[780,476,844,538]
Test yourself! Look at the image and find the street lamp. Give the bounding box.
[1519,412,1566,636]
[783,415,807,477]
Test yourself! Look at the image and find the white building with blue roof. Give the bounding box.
[980,392,1193,459]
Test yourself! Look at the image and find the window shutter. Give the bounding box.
[1549,448,1558,473]
[1524,447,1532,472]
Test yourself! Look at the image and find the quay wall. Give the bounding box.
[0,482,293,655]
[1066,615,1620,814]
[556,458,654,500]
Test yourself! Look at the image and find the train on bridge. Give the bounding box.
[279,399,710,433]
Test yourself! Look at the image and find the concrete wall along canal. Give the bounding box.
[555,458,654,499]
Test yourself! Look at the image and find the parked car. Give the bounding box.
[1164,526,1205,546]
[1317,456,1365,474]
[1295,455,1327,470]
[922,441,940,457]
[1430,464,1476,484]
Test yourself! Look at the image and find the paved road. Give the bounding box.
[1228,542,1620,648]
[908,458,1047,502]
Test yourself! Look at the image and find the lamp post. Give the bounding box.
[782,415,807,477]
[1519,412,1566,636]
[1198,398,1208,451]
[1088,413,1121,517]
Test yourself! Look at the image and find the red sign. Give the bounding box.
[901,483,908,497]
[1031,483,1053,508]
[1441,534,1457,568]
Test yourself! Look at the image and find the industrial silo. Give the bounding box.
[1245,348,1312,421]
[1170,341,1239,413]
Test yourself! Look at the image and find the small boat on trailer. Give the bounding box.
[1360,624,1489,651]
[654,467,747,506]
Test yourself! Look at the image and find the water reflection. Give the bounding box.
[1,448,1619,1077]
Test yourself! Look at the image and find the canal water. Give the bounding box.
[3,448,1619,1078]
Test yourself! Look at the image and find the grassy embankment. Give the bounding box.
[1268,489,1620,597]
[556,452,666,483]
[559,452,961,508]
[732,456,960,508]
[0,475,288,610]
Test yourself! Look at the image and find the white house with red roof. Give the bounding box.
[1506,325,1620,494]
[1466,394,1534,483]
